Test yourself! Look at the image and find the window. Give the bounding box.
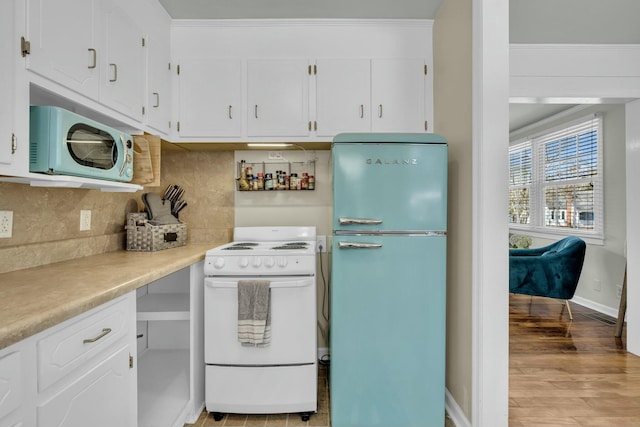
[509,114,603,239]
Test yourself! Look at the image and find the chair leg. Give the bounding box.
[565,300,573,320]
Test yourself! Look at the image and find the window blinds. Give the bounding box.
[509,114,602,236]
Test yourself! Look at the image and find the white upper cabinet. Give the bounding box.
[145,19,172,135]
[315,59,371,137]
[371,59,428,133]
[247,59,310,137]
[170,20,434,142]
[177,59,243,138]
[99,1,145,122]
[0,0,18,171]
[26,0,99,98]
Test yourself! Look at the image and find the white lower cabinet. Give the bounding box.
[0,261,204,427]
[136,261,205,427]
[35,294,137,427]
[0,347,24,427]
[36,345,135,427]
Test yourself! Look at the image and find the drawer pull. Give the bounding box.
[83,328,112,344]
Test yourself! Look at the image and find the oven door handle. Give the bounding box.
[205,279,313,289]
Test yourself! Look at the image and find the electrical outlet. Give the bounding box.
[80,210,91,231]
[593,278,601,292]
[0,211,13,238]
[316,235,327,253]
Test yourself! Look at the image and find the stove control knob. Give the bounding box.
[238,257,249,268]
[213,257,225,269]
[277,257,287,268]
[264,257,275,268]
[252,257,262,268]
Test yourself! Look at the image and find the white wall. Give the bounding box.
[510,0,640,44]
[510,104,627,314]
[233,149,333,348]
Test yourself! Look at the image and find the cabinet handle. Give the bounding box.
[88,48,97,69]
[153,92,160,108]
[359,104,364,118]
[109,63,118,82]
[11,133,16,155]
[378,104,383,118]
[254,104,258,119]
[83,328,112,344]
[228,105,233,119]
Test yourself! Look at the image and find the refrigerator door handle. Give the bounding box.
[338,217,382,225]
[338,242,383,249]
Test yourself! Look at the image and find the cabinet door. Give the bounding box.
[0,0,17,169]
[0,350,21,424]
[145,24,171,134]
[371,59,427,133]
[315,59,371,137]
[100,1,145,122]
[26,0,99,99]
[177,59,242,138]
[247,59,310,137]
[36,345,136,427]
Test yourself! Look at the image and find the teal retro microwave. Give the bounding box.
[30,106,134,182]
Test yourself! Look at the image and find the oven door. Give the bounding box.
[204,276,316,366]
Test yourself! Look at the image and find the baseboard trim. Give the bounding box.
[445,388,470,427]
[571,295,619,319]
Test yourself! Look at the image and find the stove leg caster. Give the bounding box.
[212,412,225,422]
[300,412,311,422]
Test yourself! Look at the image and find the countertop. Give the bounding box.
[0,243,219,350]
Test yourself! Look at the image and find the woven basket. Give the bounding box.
[126,212,187,252]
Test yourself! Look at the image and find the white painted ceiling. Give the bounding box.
[157,0,444,20]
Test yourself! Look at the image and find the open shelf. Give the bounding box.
[137,293,190,321]
[138,349,190,427]
[0,173,143,192]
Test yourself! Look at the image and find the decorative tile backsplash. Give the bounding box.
[0,149,235,274]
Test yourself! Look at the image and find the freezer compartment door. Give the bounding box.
[330,234,446,427]
[332,142,447,232]
[204,276,316,365]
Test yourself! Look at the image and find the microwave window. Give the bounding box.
[66,124,117,170]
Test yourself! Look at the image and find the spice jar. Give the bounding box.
[257,173,264,190]
[308,175,315,190]
[265,173,274,190]
[301,173,309,190]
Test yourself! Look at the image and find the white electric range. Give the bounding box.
[203,226,317,422]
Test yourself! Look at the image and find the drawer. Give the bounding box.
[37,295,131,392]
[0,351,21,419]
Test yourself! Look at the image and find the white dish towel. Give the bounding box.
[237,280,271,347]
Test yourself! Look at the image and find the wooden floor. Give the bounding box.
[510,294,640,426]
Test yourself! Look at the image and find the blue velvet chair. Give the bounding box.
[509,236,587,319]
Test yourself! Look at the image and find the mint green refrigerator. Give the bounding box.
[330,133,447,427]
